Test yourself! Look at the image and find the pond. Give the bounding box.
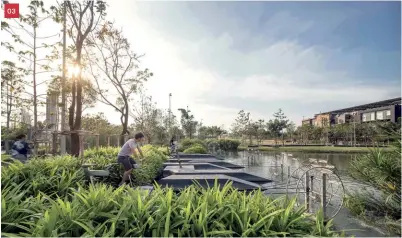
[221,151,386,237]
[222,151,355,182]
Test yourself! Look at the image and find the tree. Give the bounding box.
[253,119,266,145]
[81,112,121,146]
[274,108,289,144]
[198,125,226,139]
[131,91,159,143]
[267,109,289,145]
[231,110,250,141]
[1,61,26,129]
[178,107,198,139]
[2,1,60,139]
[87,22,153,144]
[65,0,106,156]
[286,121,296,142]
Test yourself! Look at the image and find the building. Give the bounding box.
[304,97,402,127]
[302,118,314,126]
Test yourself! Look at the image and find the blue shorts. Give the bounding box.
[117,155,137,171]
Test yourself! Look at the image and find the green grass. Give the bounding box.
[237,146,392,153]
[1,154,11,159]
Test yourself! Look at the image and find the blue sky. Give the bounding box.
[5,1,398,128]
[112,1,400,127]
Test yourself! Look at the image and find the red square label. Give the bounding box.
[4,3,19,18]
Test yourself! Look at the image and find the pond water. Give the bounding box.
[221,151,386,237]
[222,151,355,182]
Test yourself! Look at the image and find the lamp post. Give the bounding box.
[168,93,172,133]
[60,1,67,154]
[353,112,357,147]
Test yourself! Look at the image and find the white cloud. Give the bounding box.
[2,1,400,130]
[63,1,402,127]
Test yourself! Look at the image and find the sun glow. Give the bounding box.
[67,64,81,77]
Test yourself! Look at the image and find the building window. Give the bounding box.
[371,112,375,121]
[377,111,384,120]
[386,110,391,116]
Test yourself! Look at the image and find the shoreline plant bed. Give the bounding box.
[183,144,208,154]
[1,181,341,237]
[344,141,401,236]
[237,146,392,153]
[1,145,168,197]
[179,138,240,153]
[84,145,168,187]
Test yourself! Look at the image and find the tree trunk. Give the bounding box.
[71,44,83,156]
[6,85,11,129]
[70,132,80,156]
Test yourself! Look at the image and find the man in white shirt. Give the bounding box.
[117,132,145,186]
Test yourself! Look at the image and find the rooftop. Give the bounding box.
[315,97,401,115]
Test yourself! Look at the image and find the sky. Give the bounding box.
[1,1,401,130]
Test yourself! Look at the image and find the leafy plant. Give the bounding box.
[1,182,340,237]
[183,145,208,154]
[346,140,401,235]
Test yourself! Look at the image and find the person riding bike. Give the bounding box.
[117,132,145,187]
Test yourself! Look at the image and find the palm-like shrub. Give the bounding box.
[347,140,401,235]
[1,182,340,237]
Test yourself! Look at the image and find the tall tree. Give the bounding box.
[286,121,296,142]
[131,91,159,143]
[267,109,289,145]
[2,0,60,147]
[88,22,153,144]
[65,0,106,156]
[178,107,198,139]
[1,61,27,129]
[231,110,250,141]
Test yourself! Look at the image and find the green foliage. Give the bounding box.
[1,125,29,140]
[205,138,241,151]
[178,107,198,139]
[84,145,168,187]
[1,155,84,198]
[179,138,240,153]
[1,182,340,237]
[198,125,227,138]
[346,140,401,235]
[183,145,208,154]
[180,138,207,151]
[1,145,168,197]
[157,146,170,155]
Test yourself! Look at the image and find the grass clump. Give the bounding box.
[345,140,401,235]
[1,181,341,237]
[179,138,241,153]
[179,138,207,152]
[183,144,208,154]
[205,138,241,151]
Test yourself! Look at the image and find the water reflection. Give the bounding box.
[223,151,356,181]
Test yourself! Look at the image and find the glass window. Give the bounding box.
[371,112,375,121]
[362,114,367,122]
[386,110,391,116]
[377,111,384,120]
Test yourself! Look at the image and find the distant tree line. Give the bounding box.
[229,108,401,146]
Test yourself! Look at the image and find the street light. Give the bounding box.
[168,93,172,140]
[352,112,357,147]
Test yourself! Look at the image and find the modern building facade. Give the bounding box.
[304,97,401,127]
